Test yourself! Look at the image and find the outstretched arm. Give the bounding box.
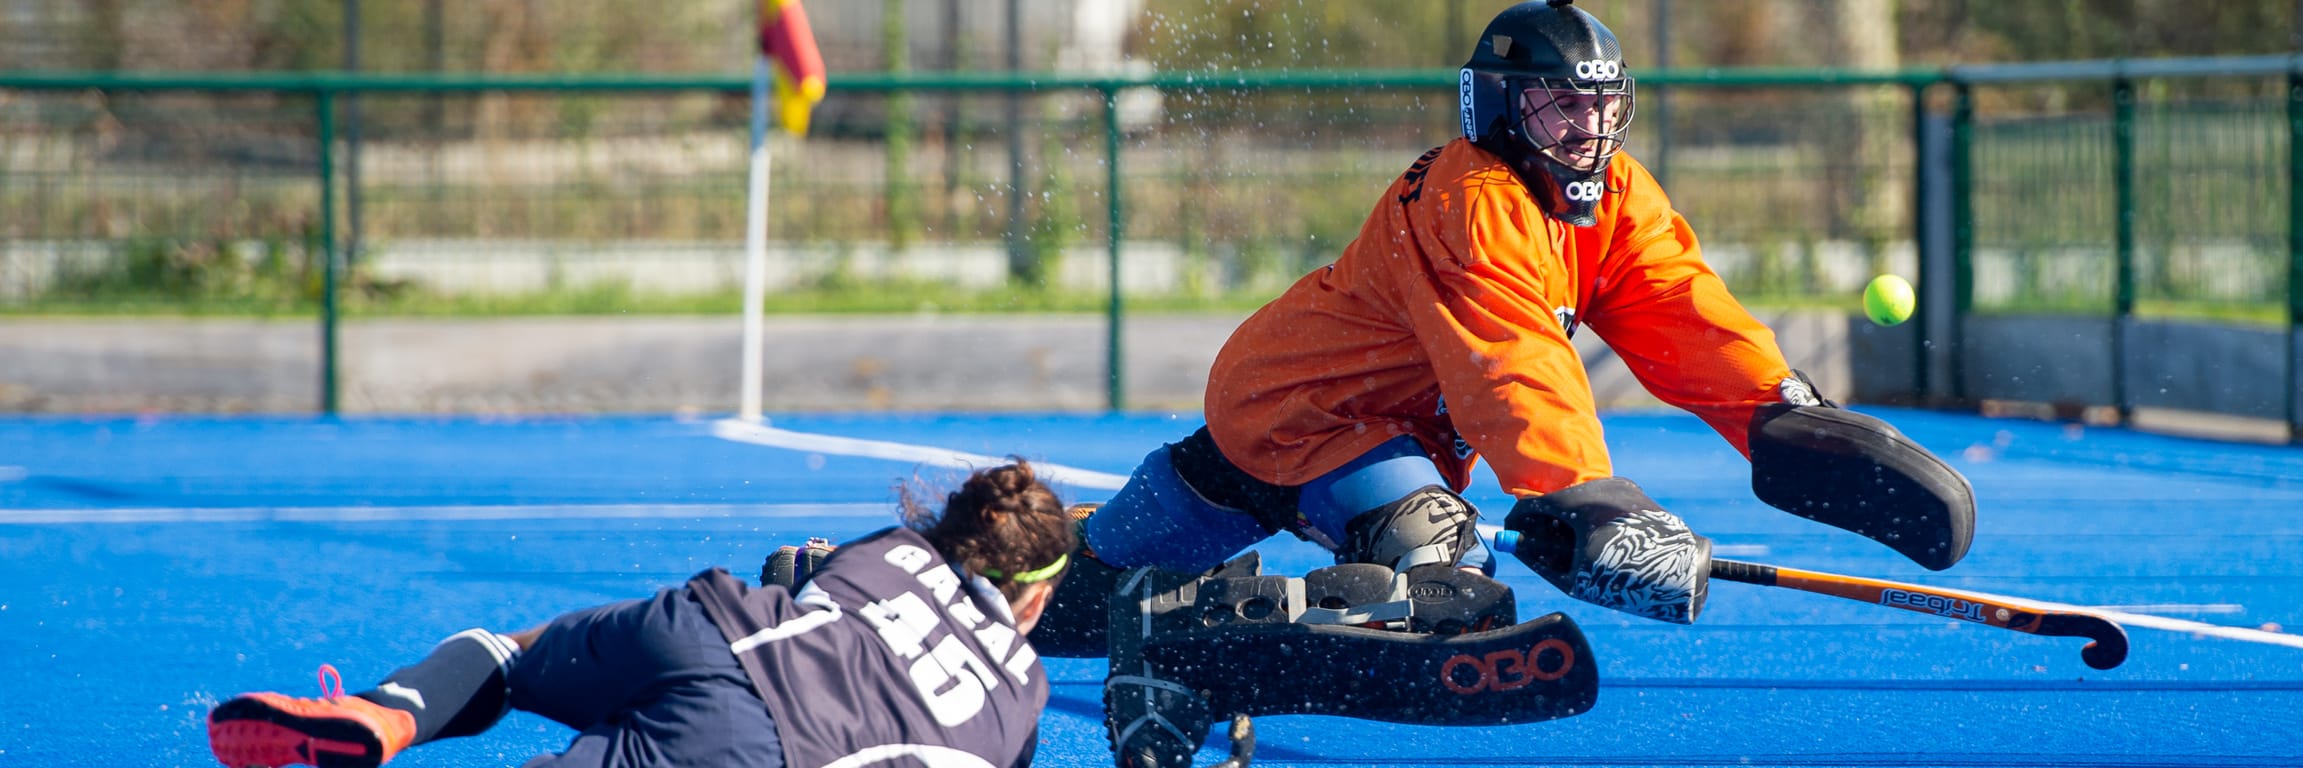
[1580,160,1797,455]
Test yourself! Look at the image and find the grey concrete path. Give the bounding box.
[2,310,1846,414]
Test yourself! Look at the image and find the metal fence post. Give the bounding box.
[2288,68,2302,442]
[2112,76,2135,421]
[1950,81,1973,405]
[1104,83,1125,413]
[316,86,341,416]
[1909,79,1931,403]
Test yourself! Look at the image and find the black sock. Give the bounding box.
[354,629,517,744]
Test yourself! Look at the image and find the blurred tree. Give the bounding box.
[883,0,922,252]
[1899,0,2297,64]
[11,0,2298,77]
[1817,0,1904,274]
[1132,0,1456,71]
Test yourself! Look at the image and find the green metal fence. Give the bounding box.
[1954,58,2295,320]
[0,63,2296,434]
[1947,56,2300,437]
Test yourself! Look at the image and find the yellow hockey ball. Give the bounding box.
[1863,274,1915,326]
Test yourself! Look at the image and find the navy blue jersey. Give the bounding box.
[690,527,1047,768]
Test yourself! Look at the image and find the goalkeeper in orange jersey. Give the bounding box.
[1034,0,1975,661]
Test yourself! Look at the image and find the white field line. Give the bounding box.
[2095,603,2247,615]
[1868,581,2303,652]
[709,418,1131,491]
[0,502,890,525]
[2078,606,2303,650]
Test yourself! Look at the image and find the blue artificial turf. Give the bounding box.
[1,408,2297,767]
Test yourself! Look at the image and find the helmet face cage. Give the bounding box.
[1513,76,1633,172]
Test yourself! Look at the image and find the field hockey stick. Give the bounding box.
[1710,558,2129,670]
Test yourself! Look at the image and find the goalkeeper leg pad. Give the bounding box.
[1106,565,1220,768]
[1030,539,1128,658]
[1123,555,1590,728]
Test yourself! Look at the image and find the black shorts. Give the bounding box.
[509,586,784,768]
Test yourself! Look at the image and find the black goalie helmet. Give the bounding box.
[1459,0,1634,224]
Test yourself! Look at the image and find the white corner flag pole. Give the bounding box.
[739,54,772,423]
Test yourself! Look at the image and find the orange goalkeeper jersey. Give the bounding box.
[1204,139,1795,498]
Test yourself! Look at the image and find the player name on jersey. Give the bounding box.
[861,543,1041,725]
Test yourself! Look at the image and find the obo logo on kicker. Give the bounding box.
[1439,638,1576,695]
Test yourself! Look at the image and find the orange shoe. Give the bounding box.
[208,665,416,768]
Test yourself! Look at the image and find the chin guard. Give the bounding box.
[1527,153,1607,226]
[1476,133,1609,227]
[1749,404,1976,570]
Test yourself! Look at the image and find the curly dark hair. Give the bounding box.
[901,459,1076,602]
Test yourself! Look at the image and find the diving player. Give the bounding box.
[206,461,1077,768]
[1040,0,1973,656]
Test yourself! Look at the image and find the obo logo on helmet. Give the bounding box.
[1573,59,1621,81]
[1458,69,1479,139]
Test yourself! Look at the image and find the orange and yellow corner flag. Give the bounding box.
[758,0,826,136]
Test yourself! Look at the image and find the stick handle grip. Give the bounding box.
[1708,558,1778,586]
[1491,529,1525,554]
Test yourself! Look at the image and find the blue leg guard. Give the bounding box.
[1082,444,1271,572]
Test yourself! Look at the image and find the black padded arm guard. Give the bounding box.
[1748,403,1975,570]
